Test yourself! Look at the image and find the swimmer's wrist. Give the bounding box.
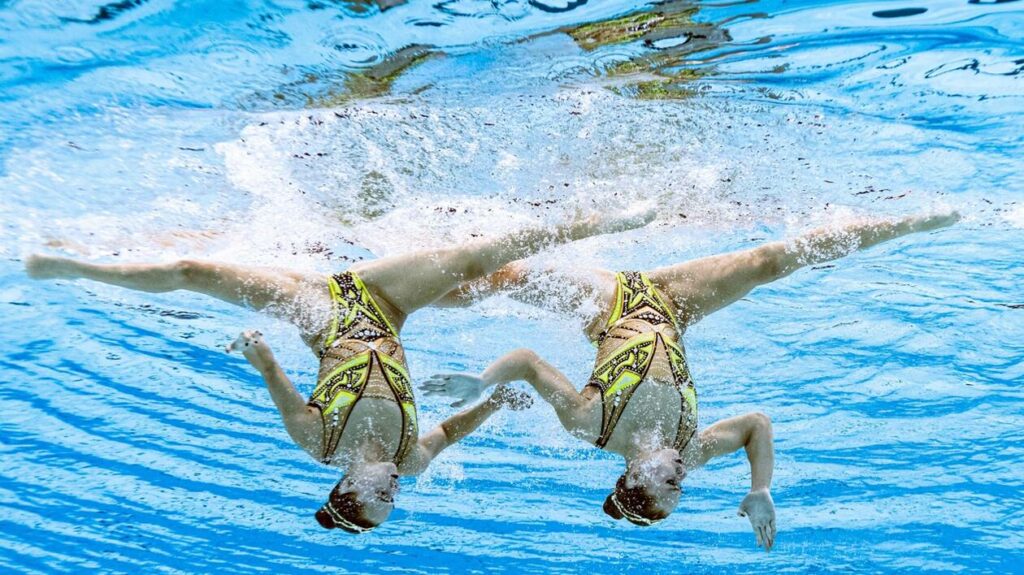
[482,393,505,410]
[246,347,279,373]
[253,360,278,375]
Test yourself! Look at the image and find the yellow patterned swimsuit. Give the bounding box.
[307,271,417,465]
[586,272,698,451]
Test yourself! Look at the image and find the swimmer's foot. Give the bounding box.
[914,209,961,231]
[25,254,81,280]
[568,205,657,240]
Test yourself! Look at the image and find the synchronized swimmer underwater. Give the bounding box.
[25,207,959,548]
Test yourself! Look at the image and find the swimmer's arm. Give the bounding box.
[694,412,776,551]
[481,349,594,437]
[228,331,321,456]
[424,349,595,437]
[653,211,960,325]
[402,388,523,474]
[432,261,529,308]
[694,412,774,487]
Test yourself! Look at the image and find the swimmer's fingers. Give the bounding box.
[420,373,487,402]
[752,522,764,548]
[226,329,270,364]
[226,330,266,354]
[419,376,456,398]
[420,374,455,390]
[226,333,243,353]
[768,519,776,551]
[758,524,771,552]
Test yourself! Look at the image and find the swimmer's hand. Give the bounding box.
[421,373,488,408]
[738,487,776,552]
[227,330,276,372]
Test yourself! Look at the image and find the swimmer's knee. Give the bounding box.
[749,411,772,430]
[440,248,487,279]
[751,246,784,281]
[461,258,487,280]
[174,259,208,286]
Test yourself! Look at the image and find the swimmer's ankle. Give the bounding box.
[25,254,76,280]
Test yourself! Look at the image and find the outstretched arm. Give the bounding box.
[227,330,322,458]
[693,412,776,551]
[422,348,596,439]
[650,211,960,326]
[401,386,532,475]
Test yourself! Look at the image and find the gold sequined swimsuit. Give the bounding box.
[307,272,417,464]
[586,272,698,450]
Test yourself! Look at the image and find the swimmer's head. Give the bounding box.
[315,461,400,533]
[603,448,685,526]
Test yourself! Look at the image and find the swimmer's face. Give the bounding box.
[625,447,686,515]
[341,461,400,525]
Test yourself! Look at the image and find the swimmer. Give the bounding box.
[25,209,654,533]
[423,211,960,550]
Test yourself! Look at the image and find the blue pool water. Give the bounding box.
[1,1,1022,573]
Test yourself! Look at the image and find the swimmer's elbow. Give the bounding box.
[747,412,773,441]
[752,245,786,281]
[283,410,323,458]
[509,348,540,363]
[750,411,771,428]
[506,348,541,377]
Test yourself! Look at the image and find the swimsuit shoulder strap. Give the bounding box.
[309,352,375,463]
[665,338,698,452]
[376,352,419,463]
[604,271,629,328]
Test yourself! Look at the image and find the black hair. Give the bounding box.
[602,473,670,526]
[315,481,381,533]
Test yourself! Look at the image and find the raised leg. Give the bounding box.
[434,260,617,338]
[647,211,960,327]
[26,255,330,341]
[352,210,653,318]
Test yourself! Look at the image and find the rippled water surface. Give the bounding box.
[1,1,1022,574]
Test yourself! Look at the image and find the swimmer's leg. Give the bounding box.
[434,261,618,337]
[352,210,654,318]
[26,255,329,340]
[647,211,960,327]
[45,229,222,257]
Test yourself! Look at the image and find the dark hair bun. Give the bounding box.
[315,508,336,530]
[603,494,624,520]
